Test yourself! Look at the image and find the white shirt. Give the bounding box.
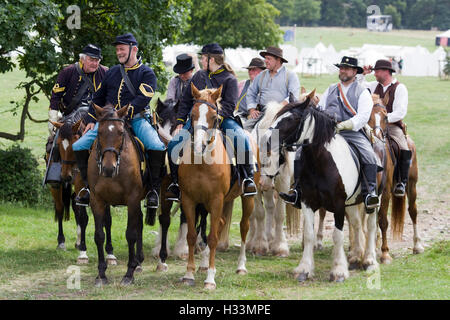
[317,80,374,131]
[357,75,408,123]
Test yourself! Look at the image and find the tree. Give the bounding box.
[320,0,347,26]
[180,0,283,49]
[384,4,401,28]
[0,0,191,141]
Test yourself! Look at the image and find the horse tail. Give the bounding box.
[62,183,71,221]
[391,193,406,240]
[145,207,157,226]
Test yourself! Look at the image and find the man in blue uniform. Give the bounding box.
[166,43,257,201]
[72,33,166,209]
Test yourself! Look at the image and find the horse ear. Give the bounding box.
[174,100,180,114]
[50,121,63,129]
[156,98,164,114]
[307,88,316,100]
[117,105,129,118]
[191,82,201,99]
[211,85,223,102]
[301,86,306,94]
[382,91,390,106]
[72,119,82,134]
[93,103,104,118]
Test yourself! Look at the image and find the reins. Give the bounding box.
[96,117,126,176]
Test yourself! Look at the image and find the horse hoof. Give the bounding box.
[274,251,289,258]
[180,278,195,286]
[56,243,66,251]
[74,243,80,250]
[156,263,168,272]
[121,276,134,286]
[204,282,216,290]
[106,258,117,266]
[380,255,393,265]
[363,263,378,272]
[236,269,247,275]
[95,277,108,287]
[314,244,324,251]
[77,257,89,265]
[413,246,424,254]
[348,262,361,270]
[330,274,346,283]
[296,272,309,283]
[197,266,208,273]
[135,265,143,273]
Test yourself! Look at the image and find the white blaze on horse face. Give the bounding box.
[193,104,209,155]
[375,113,381,137]
[108,124,114,133]
[325,135,359,199]
[298,114,315,144]
[62,139,70,151]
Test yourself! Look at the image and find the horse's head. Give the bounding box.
[156,98,179,145]
[369,93,388,139]
[94,103,129,178]
[50,119,83,183]
[190,82,222,156]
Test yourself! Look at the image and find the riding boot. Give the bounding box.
[242,150,257,196]
[74,150,90,207]
[145,150,166,209]
[166,156,180,202]
[394,150,412,197]
[361,163,380,214]
[279,158,302,209]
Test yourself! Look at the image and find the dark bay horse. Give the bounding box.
[178,83,259,290]
[262,94,380,282]
[369,95,424,262]
[88,104,145,286]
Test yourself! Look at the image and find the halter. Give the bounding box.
[372,103,388,142]
[192,99,220,147]
[96,117,126,176]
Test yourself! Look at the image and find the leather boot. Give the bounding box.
[242,150,257,196]
[145,150,166,209]
[394,150,412,197]
[74,150,90,207]
[361,164,380,214]
[279,158,302,209]
[166,156,180,202]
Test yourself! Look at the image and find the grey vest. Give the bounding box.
[174,76,189,102]
[324,81,366,122]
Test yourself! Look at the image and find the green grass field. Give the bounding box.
[0,27,449,299]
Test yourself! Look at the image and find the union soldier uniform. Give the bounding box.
[72,33,166,208]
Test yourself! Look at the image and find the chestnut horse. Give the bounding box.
[178,83,259,290]
[88,104,145,286]
[368,95,424,262]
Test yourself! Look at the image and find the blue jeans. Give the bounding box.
[73,117,166,151]
[166,117,252,164]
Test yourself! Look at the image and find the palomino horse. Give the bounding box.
[369,95,424,261]
[262,94,380,282]
[178,83,259,290]
[88,104,145,286]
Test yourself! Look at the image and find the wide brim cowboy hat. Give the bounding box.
[173,53,195,74]
[334,56,363,74]
[373,59,396,73]
[245,57,266,70]
[259,46,288,63]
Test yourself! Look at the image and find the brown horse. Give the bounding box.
[88,104,145,286]
[178,83,259,290]
[368,94,424,263]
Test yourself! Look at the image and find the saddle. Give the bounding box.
[126,124,149,187]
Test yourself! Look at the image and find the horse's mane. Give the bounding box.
[306,106,337,147]
[97,104,117,121]
[59,108,88,139]
[258,101,285,129]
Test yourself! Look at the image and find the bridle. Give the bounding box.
[96,117,126,176]
[192,99,220,147]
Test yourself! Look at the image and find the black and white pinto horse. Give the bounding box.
[262,93,379,282]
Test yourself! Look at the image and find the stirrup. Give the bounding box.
[242,178,257,196]
[145,189,159,209]
[75,187,90,207]
[280,189,298,205]
[365,193,379,209]
[393,183,406,197]
[166,183,180,202]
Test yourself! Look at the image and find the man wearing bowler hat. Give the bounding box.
[245,46,300,130]
[166,53,198,102]
[234,57,266,121]
[360,59,411,197]
[280,56,380,213]
[72,33,166,210]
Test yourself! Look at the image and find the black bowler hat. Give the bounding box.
[260,46,288,63]
[173,54,195,74]
[112,33,138,46]
[82,44,102,59]
[334,56,363,74]
[199,43,224,55]
[373,59,396,73]
[245,57,266,70]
